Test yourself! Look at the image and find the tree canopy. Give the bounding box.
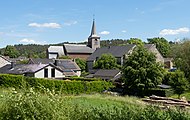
[127,38,143,45]
[147,37,170,57]
[4,45,20,58]
[75,58,86,72]
[122,45,164,96]
[170,40,190,80]
[94,53,120,69]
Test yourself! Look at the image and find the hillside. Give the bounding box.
[0,39,129,58]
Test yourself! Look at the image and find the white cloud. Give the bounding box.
[20,38,36,44]
[19,38,47,44]
[159,27,190,36]
[28,23,61,28]
[122,30,127,33]
[99,31,110,35]
[64,21,78,26]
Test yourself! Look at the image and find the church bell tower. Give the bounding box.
[88,19,100,49]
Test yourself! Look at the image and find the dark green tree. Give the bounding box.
[4,45,20,58]
[94,53,120,69]
[75,58,86,72]
[122,45,164,96]
[168,70,189,98]
[147,37,170,57]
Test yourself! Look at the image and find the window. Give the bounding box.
[94,39,98,45]
[51,68,55,78]
[44,68,48,78]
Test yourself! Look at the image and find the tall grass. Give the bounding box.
[0,87,190,120]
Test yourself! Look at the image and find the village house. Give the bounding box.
[47,19,100,60]
[0,62,65,79]
[0,55,11,68]
[0,57,81,78]
[28,58,81,77]
[87,44,165,72]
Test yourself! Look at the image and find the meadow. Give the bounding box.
[1,87,190,120]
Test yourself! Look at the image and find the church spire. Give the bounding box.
[88,18,100,49]
[90,18,96,36]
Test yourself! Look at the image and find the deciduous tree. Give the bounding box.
[122,45,164,96]
[94,53,120,69]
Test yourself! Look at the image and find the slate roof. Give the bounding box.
[28,58,54,64]
[0,55,11,62]
[0,64,48,74]
[93,69,121,77]
[64,44,95,54]
[87,44,136,61]
[0,63,64,75]
[55,59,81,71]
[28,58,81,71]
[144,44,155,49]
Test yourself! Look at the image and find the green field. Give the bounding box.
[1,87,190,120]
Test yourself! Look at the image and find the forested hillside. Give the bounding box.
[0,39,130,58]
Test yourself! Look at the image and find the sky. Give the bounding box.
[0,0,190,48]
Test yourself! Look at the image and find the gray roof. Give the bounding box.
[55,59,81,71]
[28,58,54,64]
[0,64,48,74]
[93,69,121,77]
[0,55,11,63]
[0,63,64,75]
[87,44,136,61]
[28,58,81,71]
[144,44,155,49]
[64,44,95,54]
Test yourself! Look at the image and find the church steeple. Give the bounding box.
[88,18,100,49]
[90,19,97,37]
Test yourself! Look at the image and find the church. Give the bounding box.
[47,19,100,60]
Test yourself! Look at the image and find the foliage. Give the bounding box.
[147,37,170,57]
[100,39,129,47]
[75,58,87,72]
[59,55,71,59]
[4,45,20,58]
[94,53,121,69]
[170,40,190,80]
[0,74,113,94]
[1,89,190,119]
[122,45,164,96]
[167,70,189,98]
[127,38,144,45]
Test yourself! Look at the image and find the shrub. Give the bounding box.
[0,74,113,94]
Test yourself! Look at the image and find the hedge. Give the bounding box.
[0,74,113,94]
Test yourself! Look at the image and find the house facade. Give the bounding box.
[0,55,11,68]
[47,19,100,60]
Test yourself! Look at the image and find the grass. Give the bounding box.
[1,87,190,120]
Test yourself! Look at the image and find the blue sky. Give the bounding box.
[0,0,190,48]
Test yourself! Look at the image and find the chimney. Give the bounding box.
[11,62,15,69]
[54,59,58,66]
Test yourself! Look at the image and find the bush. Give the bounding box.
[0,74,113,94]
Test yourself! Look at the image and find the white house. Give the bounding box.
[0,55,11,68]
[0,63,65,79]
